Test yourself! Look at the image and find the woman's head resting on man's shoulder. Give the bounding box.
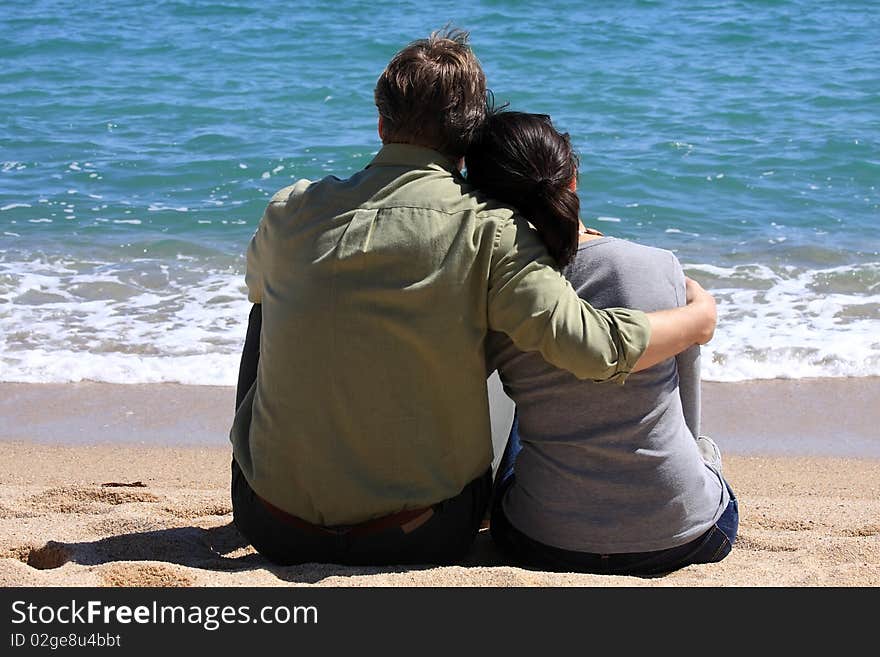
[466,110,582,267]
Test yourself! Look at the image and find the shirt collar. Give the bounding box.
[367,143,461,174]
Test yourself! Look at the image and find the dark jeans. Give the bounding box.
[234,303,262,411]
[232,459,491,566]
[490,414,739,576]
[231,303,491,566]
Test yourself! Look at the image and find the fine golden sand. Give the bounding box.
[1,379,878,586]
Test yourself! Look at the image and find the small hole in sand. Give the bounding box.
[24,542,70,570]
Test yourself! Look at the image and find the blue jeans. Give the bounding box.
[490,415,739,576]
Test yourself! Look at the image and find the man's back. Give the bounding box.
[233,145,508,525]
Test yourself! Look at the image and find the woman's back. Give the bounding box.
[488,236,728,553]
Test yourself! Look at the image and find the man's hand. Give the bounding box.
[684,277,717,345]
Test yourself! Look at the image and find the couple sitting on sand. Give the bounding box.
[229,28,737,576]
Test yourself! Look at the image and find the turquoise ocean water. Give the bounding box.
[1,0,878,384]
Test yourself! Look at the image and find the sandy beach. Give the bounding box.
[1,378,878,586]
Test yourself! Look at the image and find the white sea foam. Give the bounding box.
[0,255,251,386]
[0,256,877,385]
[596,216,622,223]
[1,203,31,211]
[148,203,189,212]
[2,350,240,386]
[687,261,880,381]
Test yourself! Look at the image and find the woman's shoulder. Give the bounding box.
[566,237,686,309]
[570,236,682,274]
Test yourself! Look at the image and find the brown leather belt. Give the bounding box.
[257,495,435,537]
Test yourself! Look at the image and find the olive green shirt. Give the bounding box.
[230,143,650,526]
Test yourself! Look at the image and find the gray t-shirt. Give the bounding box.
[488,236,729,553]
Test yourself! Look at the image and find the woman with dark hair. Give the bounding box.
[466,111,738,575]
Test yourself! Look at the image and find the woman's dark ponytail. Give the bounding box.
[526,179,580,267]
[466,111,581,268]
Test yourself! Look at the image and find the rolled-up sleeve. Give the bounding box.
[487,216,651,383]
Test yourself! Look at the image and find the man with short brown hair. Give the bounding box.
[230,28,717,566]
[374,28,487,158]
